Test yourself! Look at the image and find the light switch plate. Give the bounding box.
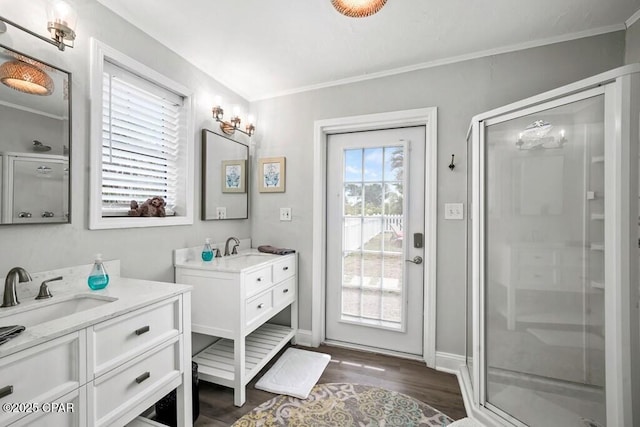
[444,203,464,220]
[280,207,292,221]
[216,207,227,219]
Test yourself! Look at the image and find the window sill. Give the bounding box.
[89,215,193,230]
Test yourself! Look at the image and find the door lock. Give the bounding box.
[406,256,423,265]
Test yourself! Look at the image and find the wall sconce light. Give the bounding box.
[0,1,77,52]
[212,103,256,137]
[46,0,78,51]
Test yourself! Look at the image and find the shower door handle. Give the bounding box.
[406,256,423,265]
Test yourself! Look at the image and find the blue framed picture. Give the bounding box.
[258,156,286,193]
[221,159,246,193]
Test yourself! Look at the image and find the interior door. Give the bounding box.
[325,126,426,355]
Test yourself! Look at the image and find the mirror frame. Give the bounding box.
[201,129,249,220]
[0,42,72,226]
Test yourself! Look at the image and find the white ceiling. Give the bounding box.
[97,0,640,101]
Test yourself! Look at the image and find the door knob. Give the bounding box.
[406,256,423,265]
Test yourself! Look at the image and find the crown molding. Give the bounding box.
[250,23,625,102]
[626,8,640,28]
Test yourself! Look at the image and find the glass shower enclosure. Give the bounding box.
[464,65,640,426]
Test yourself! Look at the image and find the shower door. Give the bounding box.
[482,90,606,427]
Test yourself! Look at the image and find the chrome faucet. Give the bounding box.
[1,267,32,308]
[224,237,240,256]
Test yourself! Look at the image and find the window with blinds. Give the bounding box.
[101,61,183,216]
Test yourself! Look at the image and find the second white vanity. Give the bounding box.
[0,261,193,427]
[174,242,297,406]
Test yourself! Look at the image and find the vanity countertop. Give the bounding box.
[0,276,191,358]
[174,246,291,273]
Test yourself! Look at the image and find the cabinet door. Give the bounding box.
[9,157,68,223]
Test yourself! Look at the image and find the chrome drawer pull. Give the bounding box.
[0,385,13,399]
[283,266,289,271]
[135,326,150,335]
[257,303,265,309]
[282,289,289,293]
[135,372,150,384]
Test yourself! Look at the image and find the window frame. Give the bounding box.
[89,38,194,229]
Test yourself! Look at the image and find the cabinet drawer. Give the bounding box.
[92,338,181,427]
[245,266,273,297]
[272,256,295,283]
[9,387,83,427]
[246,290,273,326]
[0,333,83,426]
[273,277,295,308]
[90,297,180,377]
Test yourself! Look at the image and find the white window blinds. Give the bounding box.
[101,60,183,216]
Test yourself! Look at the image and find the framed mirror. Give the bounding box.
[0,43,71,224]
[201,129,249,220]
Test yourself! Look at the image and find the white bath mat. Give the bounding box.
[255,347,331,399]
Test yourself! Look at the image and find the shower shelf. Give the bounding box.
[590,243,605,251]
[590,213,604,220]
[591,155,605,163]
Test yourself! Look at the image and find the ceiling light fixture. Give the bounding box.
[0,1,77,52]
[0,60,54,96]
[331,0,387,17]
[212,101,255,137]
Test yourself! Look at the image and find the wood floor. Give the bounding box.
[193,344,467,426]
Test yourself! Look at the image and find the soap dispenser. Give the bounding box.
[88,254,109,290]
[202,238,214,262]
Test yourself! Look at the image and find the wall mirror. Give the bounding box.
[202,129,249,220]
[0,43,71,224]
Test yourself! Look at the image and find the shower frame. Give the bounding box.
[462,64,640,426]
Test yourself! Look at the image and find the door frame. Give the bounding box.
[312,107,438,367]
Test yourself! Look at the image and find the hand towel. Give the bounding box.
[257,245,296,255]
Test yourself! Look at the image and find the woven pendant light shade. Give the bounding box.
[0,60,54,96]
[331,0,387,17]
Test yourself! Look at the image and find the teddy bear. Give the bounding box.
[128,196,167,217]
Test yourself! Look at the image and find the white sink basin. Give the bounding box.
[0,294,118,328]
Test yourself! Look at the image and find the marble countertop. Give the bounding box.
[174,247,292,273]
[0,276,191,358]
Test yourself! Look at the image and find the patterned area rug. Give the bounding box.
[232,383,454,426]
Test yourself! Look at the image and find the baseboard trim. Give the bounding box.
[295,329,314,347]
[435,351,465,374]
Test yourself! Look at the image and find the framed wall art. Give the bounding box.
[258,156,286,193]
[221,159,246,193]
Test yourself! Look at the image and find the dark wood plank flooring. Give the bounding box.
[194,344,467,426]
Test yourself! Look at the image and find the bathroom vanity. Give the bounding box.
[0,261,193,427]
[174,244,297,406]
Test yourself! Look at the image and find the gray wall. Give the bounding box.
[0,0,629,358]
[0,0,251,281]
[626,19,640,63]
[250,31,625,355]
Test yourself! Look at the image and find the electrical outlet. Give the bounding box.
[444,203,464,220]
[216,207,227,219]
[280,207,292,221]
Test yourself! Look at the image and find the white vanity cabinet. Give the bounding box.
[0,272,192,427]
[175,252,298,406]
